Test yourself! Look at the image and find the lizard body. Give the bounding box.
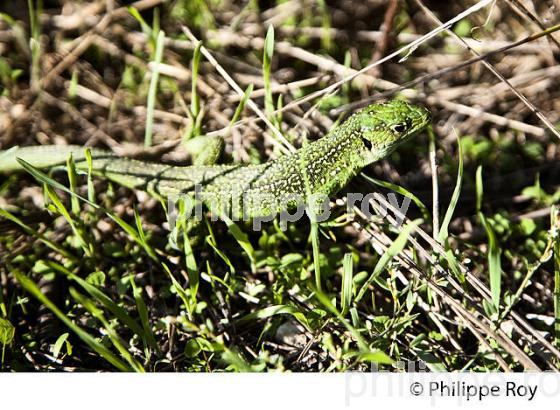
[0,100,430,218]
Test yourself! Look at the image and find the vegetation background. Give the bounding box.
[0,0,559,372]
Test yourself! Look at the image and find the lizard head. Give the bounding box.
[351,100,431,164]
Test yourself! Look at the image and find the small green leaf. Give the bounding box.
[519,219,537,236]
[85,271,106,287]
[0,317,15,345]
[184,339,202,358]
[52,332,69,359]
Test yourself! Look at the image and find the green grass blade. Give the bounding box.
[162,263,195,318]
[0,207,78,262]
[63,268,145,338]
[317,0,332,51]
[15,271,131,371]
[237,304,310,330]
[310,220,322,290]
[205,220,236,274]
[444,249,465,283]
[17,158,91,204]
[476,166,502,311]
[144,29,165,147]
[438,136,463,243]
[228,84,253,132]
[361,173,430,221]
[475,165,484,213]
[48,261,146,341]
[84,148,95,202]
[263,25,275,120]
[129,275,159,354]
[191,40,202,119]
[356,219,421,303]
[16,157,159,261]
[182,228,199,299]
[221,213,255,266]
[42,260,159,353]
[44,184,91,256]
[69,287,144,372]
[0,146,18,162]
[51,332,69,359]
[66,153,80,215]
[314,288,370,354]
[128,6,152,38]
[27,0,42,91]
[341,253,353,315]
[552,205,560,347]
[111,212,159,261]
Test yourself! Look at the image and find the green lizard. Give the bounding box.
[0,100,430,219]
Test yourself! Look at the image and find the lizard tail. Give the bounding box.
[0,145,178,194]
[0,145,110,171]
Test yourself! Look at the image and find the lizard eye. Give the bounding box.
[392,122,408,133]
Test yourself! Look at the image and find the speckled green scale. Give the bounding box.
[0,100,430,218]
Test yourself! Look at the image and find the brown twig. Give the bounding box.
[367,0,399,78]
